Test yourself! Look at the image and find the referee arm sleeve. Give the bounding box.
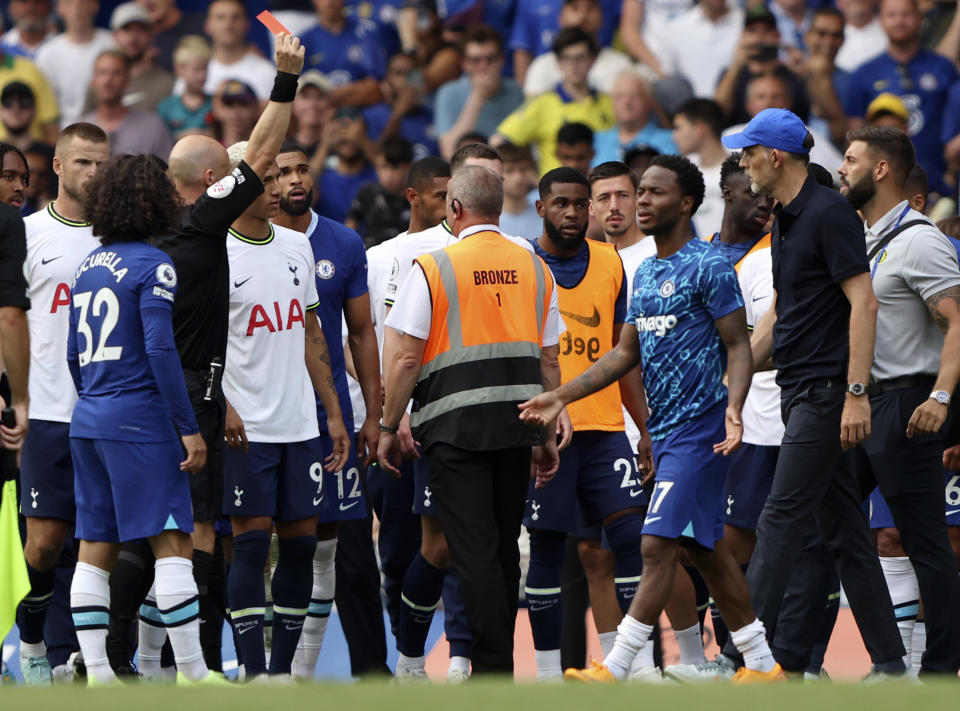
[142,306,200,437]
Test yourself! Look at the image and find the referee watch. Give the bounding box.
[930,390,952,406]
[847,382,867,396]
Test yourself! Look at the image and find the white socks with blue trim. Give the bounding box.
[70,562,114,684]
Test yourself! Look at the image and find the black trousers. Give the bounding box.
[426,443,530,675]
[723,380,905,669]
[854,384,960,674]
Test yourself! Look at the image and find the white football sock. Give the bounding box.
[879,556,918,667]
[19,640,46,659]
[292,538,336,678]
[730,618,775,672]
[534,649,562,681]
[396,653,425,673]
[137,582,166,678]
[911,621,925,675]
[629,630,656,673]
[602,615,652,681]
[155,557,207,681]
[674,623,706,665]
[70,562,115,684]
[598,631,617,659]
[448,655,470,675]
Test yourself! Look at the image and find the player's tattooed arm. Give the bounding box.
[909,285,960,437]
[558,324,642,405]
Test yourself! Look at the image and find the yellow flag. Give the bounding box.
[0,478,28,641]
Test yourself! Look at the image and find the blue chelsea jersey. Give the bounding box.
[301,16,388,86]
[68,242,191,442]
[626,238,743,439]
[306,210,369,431]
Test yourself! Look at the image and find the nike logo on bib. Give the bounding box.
[234,276,253,288]
[41,255,62,265]
[559,306,601,327]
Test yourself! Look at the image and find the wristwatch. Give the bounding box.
[930,390,952,406]
[847,382,867,396]
[378,421,399,434]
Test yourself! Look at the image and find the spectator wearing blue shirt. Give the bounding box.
[315,109,377,224]
[509,0,621,84]
[363,52,439,160]
[300,0,389,107]
[435,25,525,159]
[593,71,677,165]
[845,0,957,196]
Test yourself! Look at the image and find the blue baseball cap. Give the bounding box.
[722,108,811,154]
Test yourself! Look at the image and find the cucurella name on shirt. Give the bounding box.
[73,251,128,285]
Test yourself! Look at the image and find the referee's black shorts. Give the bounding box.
[183,368,225,522]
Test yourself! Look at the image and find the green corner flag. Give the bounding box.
[0,477,28,641]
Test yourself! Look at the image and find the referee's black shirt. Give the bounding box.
[770,175,868,390]
[154,160,264,371]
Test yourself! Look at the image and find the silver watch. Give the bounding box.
[930,390,952,406]
[847,382,867,396]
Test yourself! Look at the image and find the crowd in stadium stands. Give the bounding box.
[2,0,960,237]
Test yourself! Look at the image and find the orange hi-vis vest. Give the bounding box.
[411,230,554,451]
[556,239,626,431]
[705,233,773,273]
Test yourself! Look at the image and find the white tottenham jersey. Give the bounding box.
[25,204,101,422]
[737,245,784,447]
[616,236,658,451]
[385,221,535,308]
[224,222,321,443]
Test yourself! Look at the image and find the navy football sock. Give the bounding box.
[227,529,271,677]
[685,565,711,629]
[397,552,446,657]
[269,535,315,675]
[17,563,56,648]
[525,530,565,651]
[604,514,645,615]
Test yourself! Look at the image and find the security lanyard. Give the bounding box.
[870,204,911,280]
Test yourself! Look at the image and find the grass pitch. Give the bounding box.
[2,678,958,711]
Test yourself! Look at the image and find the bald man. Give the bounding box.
[137,33,305,677]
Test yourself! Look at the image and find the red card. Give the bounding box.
[257,10,291,36]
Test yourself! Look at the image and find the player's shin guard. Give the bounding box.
[228,529,271,677]
[525,530,564,681]
[17,564,56,656]
[269,535,315,675]
[70,562,115,684]
[138,584,167,678]
[292,538,336,679]
[155,557,207,681]
[879,556,919,666]
[396,551,446,672]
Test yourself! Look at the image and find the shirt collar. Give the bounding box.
[307,208,319,236]
[776,175,818,217]
[864,200,909,239]
[458,223,502,240]
[555,83,595,103]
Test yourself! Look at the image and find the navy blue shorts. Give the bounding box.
[316,428,367,523]
[71,437,193,543]
[645,400,727,550]
[523,430,646,531]
[411,454,437,517]
[223,437,327,522]
[21,420,74,521]
[947,471,960,524]
[722,443,779,530]
[870,471,960,529]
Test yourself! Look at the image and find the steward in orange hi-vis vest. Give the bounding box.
[557,239,626,431]
[411,230,554,451]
